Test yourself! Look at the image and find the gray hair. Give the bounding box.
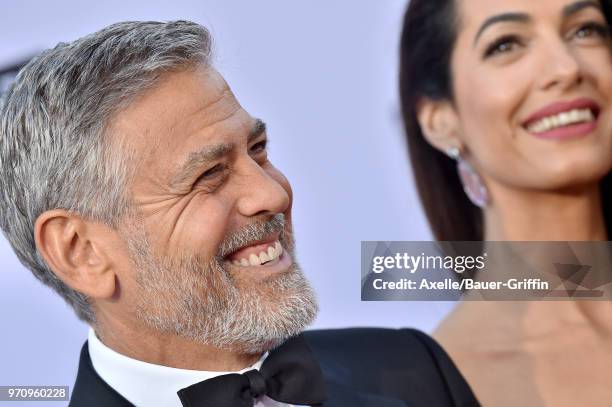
[0,20,213,323]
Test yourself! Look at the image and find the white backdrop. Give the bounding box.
[0,1,453,403]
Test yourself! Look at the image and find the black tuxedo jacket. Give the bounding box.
[69,328,479,407]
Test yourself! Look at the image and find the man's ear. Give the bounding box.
[416,97,462,153]
[34,209,117,300]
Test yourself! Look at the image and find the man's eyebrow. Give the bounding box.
[169,119,267,188]
[563,0,602,18]
[249,118,267,143]
[474,12,531,46]
[170,143,233,188]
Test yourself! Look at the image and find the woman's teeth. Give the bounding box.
[232,241,284,267]
[527,108,595,134]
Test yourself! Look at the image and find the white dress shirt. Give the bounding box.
[88,329,297,407]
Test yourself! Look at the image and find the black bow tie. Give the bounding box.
[177,334,328,407]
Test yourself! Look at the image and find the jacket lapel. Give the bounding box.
[321,380,410,407]
[69,342,133,407]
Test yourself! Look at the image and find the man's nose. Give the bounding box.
[537,37,583,92]
[235,160,291,218]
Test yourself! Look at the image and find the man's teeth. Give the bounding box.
[232,241,284,267]
[527,108,595,134]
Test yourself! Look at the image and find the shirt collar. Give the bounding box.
[87,328,267,407]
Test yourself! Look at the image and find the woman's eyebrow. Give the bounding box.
[473,0,603,47]
[473,12,530,46]
[562,0,602,18]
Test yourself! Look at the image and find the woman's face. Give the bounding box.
[449,0,612,190]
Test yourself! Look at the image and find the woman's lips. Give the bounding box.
[527,120,598,140]
[522,98,600,140]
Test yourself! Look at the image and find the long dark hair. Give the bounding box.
[399,0,612,241]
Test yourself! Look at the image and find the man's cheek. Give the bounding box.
[171,200,232,257]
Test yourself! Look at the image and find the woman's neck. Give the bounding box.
[458,181,612,336]
[483,182,607,241]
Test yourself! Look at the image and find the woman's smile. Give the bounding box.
[522,97,600,139]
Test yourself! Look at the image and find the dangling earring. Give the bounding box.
[446,147,489,208]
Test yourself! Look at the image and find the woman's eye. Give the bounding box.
[484,35,522,58]
[250,140,268,154]
[573,22,610,40]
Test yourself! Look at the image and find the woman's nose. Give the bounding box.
[537,38,584,92]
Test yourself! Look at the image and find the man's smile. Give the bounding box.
[229,240,284,267]
[223,232,292,276]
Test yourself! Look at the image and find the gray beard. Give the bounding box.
[122,213,318,354]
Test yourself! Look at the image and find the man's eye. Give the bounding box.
[193,164,228,192]
[484,35,522,58]
[250,140,268,154]
[199,164,225,180]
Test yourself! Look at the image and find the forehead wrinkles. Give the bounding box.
[141,88,240,174]
[121,82,241,190]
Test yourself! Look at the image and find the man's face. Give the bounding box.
[109,66,317,353]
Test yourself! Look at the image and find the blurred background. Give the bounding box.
[0,0,454,403]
